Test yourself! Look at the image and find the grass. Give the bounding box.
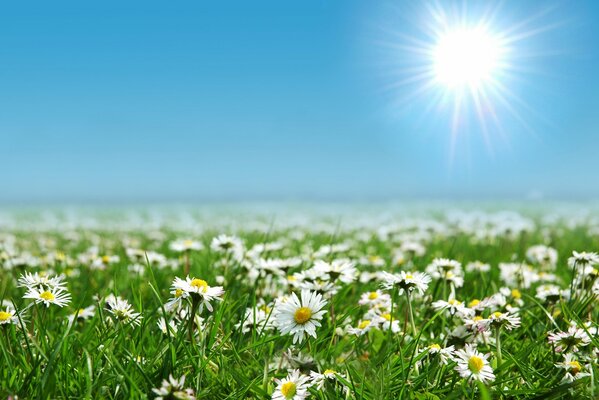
[0,207,598,399]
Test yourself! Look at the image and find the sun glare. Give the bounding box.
[433,27,504,89]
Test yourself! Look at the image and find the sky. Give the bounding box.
[1,0,599,203]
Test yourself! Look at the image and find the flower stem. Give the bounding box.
[405,291,417,338]
[495,327,502,367]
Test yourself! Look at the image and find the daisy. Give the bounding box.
[236,306,275,334]
[157,317,178,335]
[567,251,599,268]
[24,286,71,307]
[67,305,95,323]
[548,323,591,353]
[272,369,311,400]
[170,276,225,313]
[169,239,204,252]
[152,374,196,400]
[0,305,19,325]
[380,271,431,294]
[309,369,346,391]
[105,295,142,326]
[555,353,591,382]
[465,261,491,273]
[358,290,391,308]
[348,319,374,336]
[312,259,357,284]
[274,290,327,344]
[210,234,244,260]
[526,244,558,268]
[453,344,495,384]
[17,272,67,290]
[487,311,521,330]
[432,298,474,318]
[425,343,455,364]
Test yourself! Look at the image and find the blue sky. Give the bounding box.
[1,1,598,203]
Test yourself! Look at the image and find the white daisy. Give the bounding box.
[152,374,196,400]
[380,271,431,294]
[170,276,225,313]
[23,287,71,307]
[274,290,327,344]
[105,294,142,326]
[0,305,20,325]
[170,239,204,252]
[68,305,95,323]
[453,344,495,384]
[17,272,67,290]
[272,369,311,400]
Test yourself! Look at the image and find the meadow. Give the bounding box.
[0,206,598,399]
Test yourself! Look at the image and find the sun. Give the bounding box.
[433,27,504,90]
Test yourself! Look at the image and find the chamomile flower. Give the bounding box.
[274,290,327,344]
[170,239,204,252]
[236,306,275,334]
[358,290,391,308]
[453,344,495,384]
[466,261,491,273]
[487,311,521,330]
[380,271,431,294]
[67,305,95,323]
[567,251,599,268]
[312,259,357,284]
[423,343,455,365]
[548,323,591,353]
[272,369,311,400]
[170,276,225,313]
[24,286,71,307]
[105,294,142,326]
[152,374,196,400]
[348,319,374,336]
[555,353,591,382]
[157,317,178,335]
[432,298,474,318]
[18,272,66,290]
[309,369,346,391]
[0,305,19,325]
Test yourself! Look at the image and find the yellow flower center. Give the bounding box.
[369,255,380,262]
[468,356,484,373]
[492,311,503,319]
[184,240,194,247]
[448,299,457,305]
[568,361,581,374]
[429,343,441,350]
[381,313,391,321]
[446,271,454,278]
[368,292,379,300]
[323,369,336,375]
[190,279,208,292]
[294,307,312,324]
[175,288,184,298]
[101,255,111,263]
[511,289,522,299]
[473,316,483,322]
[405,274,413,280]
[287,275,297,282]
[40,291,55,301]
[468,299,480,307]
[358,320,371,329]
[0,311,12,321]
[281,381,296,398]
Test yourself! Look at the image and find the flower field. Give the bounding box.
[1,206,598,399]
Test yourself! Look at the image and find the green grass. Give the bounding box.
[0,209,598,399]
